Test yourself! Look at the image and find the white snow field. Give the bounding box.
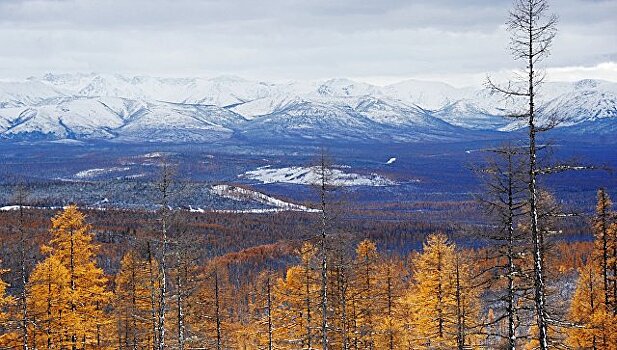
[240,166,396,187]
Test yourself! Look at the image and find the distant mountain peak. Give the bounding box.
[0,74,615,143]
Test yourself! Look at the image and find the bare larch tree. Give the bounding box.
[318,151,331,350]
[487,1,558,348]
[13,185,31,350]
[477,146,531,349]
[156,162,174,350]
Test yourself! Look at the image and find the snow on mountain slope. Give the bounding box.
[541,90,617,126]
[383,79,469,110]
[315,78,379,98]
[37,73,275,106]
[0,97,126,139]
[434,100,511,130]
[229,92,301,119]
[113,102,244,142]
[0,95,247,142]
[239,99,383,141]
[0,74,614,142]
[501,80,617,131]
[0,80,65,108]
[353,96,440,126]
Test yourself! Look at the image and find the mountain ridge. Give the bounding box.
[1,73,615,143]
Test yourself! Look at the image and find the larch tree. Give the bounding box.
[155,162,174,350]
[593,189,614,313]
[36,205,111,350]
[273,242,321,349]
[146,241,160,350]
[403,233,481,349]
[13,186,32,350]
[115,250,157,350]
[248,269,279,350]
[316,151,335,350]
[327,235,354,350]
[0,267,16,347]
[190,263,235,350]
[487,1,558,348]
[373,258,405,350]
[352,239,380,350]
[566,190,617,349]
[477,145,533,349]
[566,258,616,349]
[167,237,200,350]
[27,254,70,349]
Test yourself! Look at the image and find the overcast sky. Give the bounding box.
[0,0,615,86]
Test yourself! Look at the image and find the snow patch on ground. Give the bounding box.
[240,166,395,186]
[210,184,318,212]
[142,152,166,158]
[74,167,130,179]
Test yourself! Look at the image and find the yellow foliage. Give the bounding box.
[27,205,112,349]
[273,257,321,349]
[115,250,159,349]
[566,258,617,349]
[0,268,16,346]
[402,233,481,349]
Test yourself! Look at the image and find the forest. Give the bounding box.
[0,183,612,349]
[0,0,615,349]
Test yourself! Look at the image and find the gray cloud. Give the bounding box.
[0,0,614,85]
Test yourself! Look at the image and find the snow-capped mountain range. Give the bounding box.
[0,73,615,143]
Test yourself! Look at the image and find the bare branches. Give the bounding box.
[486,77,530,98]
[507,0,558,64]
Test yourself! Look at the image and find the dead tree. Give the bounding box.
[175,250,186,350]
[331,238,354,350]
[316,151,335,350]
[266,275,273,350]
[147,241,159,350]
[214,269,222,350]
[487,1,558,348]
[156,162,175,350]
[455,255,465,350]
[594,188,613,311]
[476,146,531,349]
[13,185,31,350]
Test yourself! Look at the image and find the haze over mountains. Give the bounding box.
[0,73,615,143]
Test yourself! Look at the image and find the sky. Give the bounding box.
[0,0,615,87]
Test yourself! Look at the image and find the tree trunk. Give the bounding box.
[147,242,159,350]
[320,156,329,350]
[267,275,273,350]
[215,270,222,350]
[18,199,29,350]
[506,152,518,350]
[176,252,185,350]
[526,8,548,347]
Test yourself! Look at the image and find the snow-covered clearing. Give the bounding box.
[74,167,130,179]
[240,166,395,186]
[210,184,318,212]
